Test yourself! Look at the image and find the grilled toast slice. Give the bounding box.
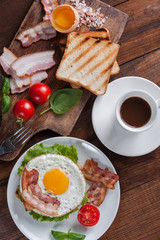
[59,29,120,76]
[56,34,120,95]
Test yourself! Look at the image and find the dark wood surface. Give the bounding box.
[0,0,128,161]
[0,0,160,240]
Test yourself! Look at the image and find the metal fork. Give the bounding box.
[0,124,33,156]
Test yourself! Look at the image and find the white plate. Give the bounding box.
[7,137,120,240]
[92,76,160,157]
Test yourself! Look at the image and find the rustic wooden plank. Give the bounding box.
[116,0,160,64]
[104,0,129,7]
[0,0,34,53]
[104,178,160,240]
[112,49,160,85]
[0,0,128,161]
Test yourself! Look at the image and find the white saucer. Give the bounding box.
[92,76,160,157]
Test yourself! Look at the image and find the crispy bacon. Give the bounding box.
[83,159,119,189]
[21,168,39,191]
[41,0,58,20]
[29,184,60,205]
[16,21,56,47]
[21,168,60,216]
[87,182,107,206]
[11,50,55,77]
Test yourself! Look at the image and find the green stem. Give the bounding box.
[16,117,24,127]
[40,107,52,115]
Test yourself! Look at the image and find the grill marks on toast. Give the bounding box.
[71,40,110,74]
[64,37,91,59]
[56,31,120,95]
[68,41,115,80]
[84,42,112,76]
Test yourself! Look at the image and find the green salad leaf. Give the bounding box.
[81,193,88,206]
[16,185,23,202]
[51,229,86,240]
[40,88,83,115]
[29,209,78,222]
[18,143,78,176]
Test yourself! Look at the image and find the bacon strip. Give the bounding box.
[87,182,107,206]
[0,47,31,88]
[41,0,58,20]
[21,168,39,191]
[21,168,60,216]
[22,189,59,216]
[11,50,55,77]
[29,184,59,205]
[16,21,56,47]
[0,47,17,75]
[10,71,48,94]
[0,47,48,93]
[83,159,119,189]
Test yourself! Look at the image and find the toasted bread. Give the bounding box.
[59,29,120,78]
[56,33,120,95]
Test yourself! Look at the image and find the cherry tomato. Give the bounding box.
[13,99,34,122]
[29,83,51,105]
[77,204,100,227]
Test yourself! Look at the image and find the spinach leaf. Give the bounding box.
[41,88,83,115]
[51,229,86,240]
[1,77,11,114]
[2,77,10,95]
[2,94,11,114]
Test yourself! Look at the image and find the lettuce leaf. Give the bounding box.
[16,185,23,202]
[18,143,78,176]
[29,208,78,222]
[81,193,88,206]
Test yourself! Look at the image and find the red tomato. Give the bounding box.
[29,83,51,105]
[13,99,34,122]
[77,204,100,227]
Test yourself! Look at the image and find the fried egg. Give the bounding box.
[20,154,86,217]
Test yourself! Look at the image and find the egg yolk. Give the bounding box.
[53,8,75,30]
[43,169,69,195]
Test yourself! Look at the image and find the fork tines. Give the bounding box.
[9,124,33,148]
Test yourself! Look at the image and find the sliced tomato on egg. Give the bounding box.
[77,204,100,227]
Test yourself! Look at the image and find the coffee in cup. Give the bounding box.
[116,90,160,133]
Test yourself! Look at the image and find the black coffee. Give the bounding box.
[120,97,151,128]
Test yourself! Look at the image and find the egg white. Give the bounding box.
[20,154,86,217]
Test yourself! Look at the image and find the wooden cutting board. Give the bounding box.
[0,0,128,161]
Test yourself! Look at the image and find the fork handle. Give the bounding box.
[0,146,6,156]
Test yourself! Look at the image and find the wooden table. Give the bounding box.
[0,0,160,239]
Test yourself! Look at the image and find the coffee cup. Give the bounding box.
[115,90,160,133]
